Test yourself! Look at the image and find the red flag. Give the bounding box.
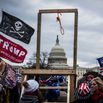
[0,34,27,63]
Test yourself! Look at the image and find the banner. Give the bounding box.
[0,34,27,63]
[0,11,34,44]
[97,57,103,67]
[4,64,17,89]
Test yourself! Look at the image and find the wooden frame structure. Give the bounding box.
[21,9,78,103]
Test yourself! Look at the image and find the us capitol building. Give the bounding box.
[47,35,98,80]
[48,35,69,69]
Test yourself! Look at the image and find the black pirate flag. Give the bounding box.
[0,11,35,44]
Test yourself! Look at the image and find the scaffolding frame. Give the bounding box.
[22,8,78,103]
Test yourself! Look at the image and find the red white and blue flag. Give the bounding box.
[4,64,17,88]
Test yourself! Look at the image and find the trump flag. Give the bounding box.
[0,34,27,63]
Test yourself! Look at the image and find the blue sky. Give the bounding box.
[0,0,103,67]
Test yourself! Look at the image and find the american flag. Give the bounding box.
[5,64,16,88]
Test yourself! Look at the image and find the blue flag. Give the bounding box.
[97,57,103,67]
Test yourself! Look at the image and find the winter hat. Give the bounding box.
[75,82,94,99]
[24,79,39,93]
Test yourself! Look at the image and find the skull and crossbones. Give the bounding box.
[9,21,24,38]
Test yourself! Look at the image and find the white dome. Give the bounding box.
[48,35,69,69]
[51,45,64,52]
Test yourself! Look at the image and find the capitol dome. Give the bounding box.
[48,35,69,69]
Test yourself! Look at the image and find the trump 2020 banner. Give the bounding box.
[0,34,27,63]
[0,11,35,44]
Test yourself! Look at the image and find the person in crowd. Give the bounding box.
[0,58,6,103]
[0,58,20,103]
[74,71,103,103]
[90,77,103,103]
[84,71,103,82]
[74,71,100,103]
[77,71,100,88]
[45,77,60,102]
[20,79,44,103]
[74,82,93,103]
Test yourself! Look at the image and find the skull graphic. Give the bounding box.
[15,21,23,31]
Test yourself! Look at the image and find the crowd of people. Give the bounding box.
[0,58,21,103]
[1,57,103,103]
[0,58,44,103]
[0,58,66,103]
[74,71,103,103]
